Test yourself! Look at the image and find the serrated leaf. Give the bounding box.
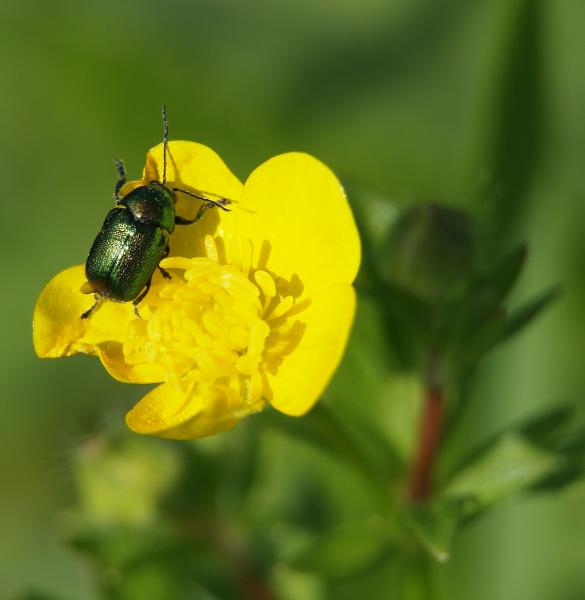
[286,516,398,578]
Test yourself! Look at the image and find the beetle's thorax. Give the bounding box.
[121,181,175,233]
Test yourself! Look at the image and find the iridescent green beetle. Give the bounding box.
[81,106,230,319]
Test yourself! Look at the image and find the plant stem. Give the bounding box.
[407,366,444,502]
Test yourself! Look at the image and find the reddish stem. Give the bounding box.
[408,384,443,502]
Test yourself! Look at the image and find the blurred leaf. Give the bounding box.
[382,375,424,465]
[466,0,545,241]
[449,310,508,375]
[405,433,562,561]
[503,285,560,341]
[68,523,176,570]
[108,560,216,600]
[74,435,181,528]
[400,499,463,563]
[262,404,398,494]
[375,282,430,370]
[349,186,400,252]
[216,422,261,514]
[449,404,585,498]
[520,405,577,451]
[448,260,557,380]
[455,244,527,331]
[442,433,557,507]
[475,244,527,306]
[350,185,429,369]
[287,516,398,579]
[161,443,224,518]
[441,245,527,360]
[520,404,585,491]
[12,593,62,600]
[272,567,324,600]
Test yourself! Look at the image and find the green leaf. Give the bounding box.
[286,516,398,578]
[479,243,527,305]
[400,499,464,563]
[261,404,397,493]
[520,405,576,451]
[73,435,181,528]
[451,283,559,371]
[13,593,62,600]
[216,421,262,513]
[503,285,560,341]
[67,523,177,570]
[520,405,585,491]
[404,433,562,561]
[464,0,545,240]
[381,375,424,465]
[459,244,527,325]
[442,433,558,507]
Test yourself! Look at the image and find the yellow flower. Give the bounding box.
[33,141,360,439]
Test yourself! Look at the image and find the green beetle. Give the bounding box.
[80,106,230,319]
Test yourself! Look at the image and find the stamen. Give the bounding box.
[123,254,306,420]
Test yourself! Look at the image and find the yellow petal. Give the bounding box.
[144,141,243,260]
[236,153,360,295]
[125,381,240,439]
[33,265,134,358]
[266,284,356,416]
[96,342,166,384]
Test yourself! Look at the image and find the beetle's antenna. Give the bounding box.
[162,105,168,184]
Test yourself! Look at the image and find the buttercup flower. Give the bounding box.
[33,141,360,439]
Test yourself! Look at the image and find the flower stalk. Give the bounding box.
[407,356,444,502]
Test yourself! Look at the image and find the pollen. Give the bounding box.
[121,235,304,419]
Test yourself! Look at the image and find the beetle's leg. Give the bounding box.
[81,295,103,319]
[172,187,232,212]
[133,277,153,319]
[175,199,229,226]
[114,159,127,204]
[158,245,171,280]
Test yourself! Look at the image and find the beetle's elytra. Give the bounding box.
[80,107,231,319]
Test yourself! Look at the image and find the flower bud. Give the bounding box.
[378,203,476,301]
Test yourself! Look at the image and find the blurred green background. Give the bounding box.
[2,0,584,598]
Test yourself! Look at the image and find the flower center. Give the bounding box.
[121,236,305,418]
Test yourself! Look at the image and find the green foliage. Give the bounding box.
[403,404,585,562]
[285,517,399,579]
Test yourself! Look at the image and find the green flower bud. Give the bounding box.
[379,203,476,301]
